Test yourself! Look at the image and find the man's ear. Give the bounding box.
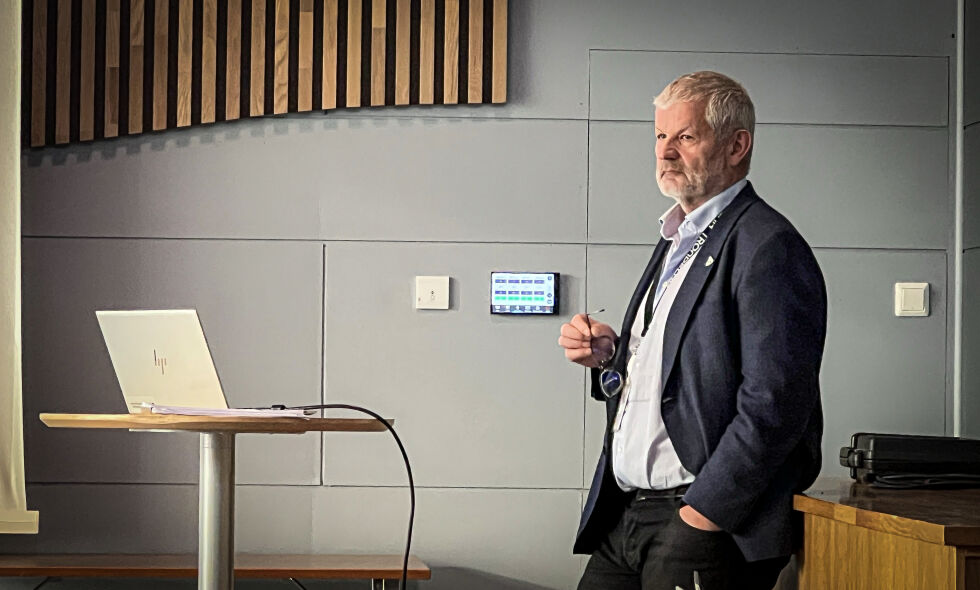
[728,129,752,167]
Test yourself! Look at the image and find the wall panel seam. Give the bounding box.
[18,236,952,252]
[587,48,953,60]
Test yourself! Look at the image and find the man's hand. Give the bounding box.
[679,504,722,532]
[558,314,617,368]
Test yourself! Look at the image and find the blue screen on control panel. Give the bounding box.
[490,272,558,315]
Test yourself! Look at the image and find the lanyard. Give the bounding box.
[641,212,723,336]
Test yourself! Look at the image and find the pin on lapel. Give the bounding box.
[704,256,714,267]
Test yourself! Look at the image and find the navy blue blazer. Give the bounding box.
[575,182,827,562]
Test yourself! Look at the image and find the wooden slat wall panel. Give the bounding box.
[394,0,409,104]
[443,0,457,104]
[129,0,144,134]
[105,0,120,136]
[225,0,240,119]
[466,0,479,103]
[22,0,507,147]
[201,0,216,122]
[31,0,47,146]
[491,0,504,103]
[346,0,361,107]
[273,0,288,114]
[322,0,337,109]
[418,0,433,104]
[177,0,192,126]
[80,0,96,140]
[297,0,312,110]
[152,0,168,130]
[370,0,384,105]
[249,0,265,116]
[55,0,71,144]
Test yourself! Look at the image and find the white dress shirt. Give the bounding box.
[611,179,746,491]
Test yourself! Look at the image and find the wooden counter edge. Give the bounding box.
[39,413,391,433]
[0,554,431,580]
[793,493,980,547]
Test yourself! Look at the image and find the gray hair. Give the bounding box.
[654,71,755,168]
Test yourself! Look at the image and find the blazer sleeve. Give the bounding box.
[682,229,827,532]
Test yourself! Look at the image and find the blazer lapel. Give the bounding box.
[660,185,760,391]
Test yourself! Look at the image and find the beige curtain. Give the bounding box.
[0,0,38,535]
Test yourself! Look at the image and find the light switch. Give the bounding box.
[416,276,450,310]
[894,282,929,317]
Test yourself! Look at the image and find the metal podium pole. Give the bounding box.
[199,432,236,590]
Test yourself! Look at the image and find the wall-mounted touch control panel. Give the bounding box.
[490,272,559,315]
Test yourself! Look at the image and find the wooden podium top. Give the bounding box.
[794,477,980,546]
[39,413,391,434]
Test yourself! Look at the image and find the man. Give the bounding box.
[558,71,826,590]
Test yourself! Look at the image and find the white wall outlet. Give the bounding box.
[894,282,929,317]
[416,276,450,310]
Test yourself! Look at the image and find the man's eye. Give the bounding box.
[656,133,666,140]
[680,135,694,141]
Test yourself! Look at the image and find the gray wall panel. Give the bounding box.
[0,485,313,556]
[818,250,947,473]
[22,239,323,484]
[962,249,980,438]
[315,119,587,242]
[966,125,980,250]
[346,0,954,121]
[322,242,586,489]
[311,487,584,590]
[583,247,948,479]
[21,125,322,240]
[23,119,588,244]
[589,51,948,126]
[0,485,197,554]
[589,122,949,249]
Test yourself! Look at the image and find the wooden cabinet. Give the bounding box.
[794,479,980,589]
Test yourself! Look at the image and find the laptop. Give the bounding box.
[96,309,229,413]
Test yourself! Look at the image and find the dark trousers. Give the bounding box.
[577,491,788,590]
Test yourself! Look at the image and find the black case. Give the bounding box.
[840,432,980,488]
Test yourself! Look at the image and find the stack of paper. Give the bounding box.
[141,403,312,418]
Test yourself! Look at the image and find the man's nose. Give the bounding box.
[655,140,677,160]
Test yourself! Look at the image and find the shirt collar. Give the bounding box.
[659,177,748,240]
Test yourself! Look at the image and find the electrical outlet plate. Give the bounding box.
[894,282,929,317]
[416,276,450,310]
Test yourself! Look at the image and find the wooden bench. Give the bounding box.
[0,554,431,589]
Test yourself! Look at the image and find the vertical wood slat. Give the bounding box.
[79,0,96,140]
[491,0,505,103]
[273,0,288,114]
[31,0,47,146]
[176,0,192,126]
[418,0,433,104]
[55,0,72,144]
[201,0,216,122]
[443,0,457,104]
[322,0,337,108]
[129,0,144,133]
[297,0,312,111]
[466,0,480,103]
[250,0,265,116]
[105,0,120,136]
[393,0,409,104]
[225,0,240,119]
[152,0,168,130]
[370,0,384,105]
[346,0,361,107]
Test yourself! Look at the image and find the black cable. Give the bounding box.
[277,403,415,590]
